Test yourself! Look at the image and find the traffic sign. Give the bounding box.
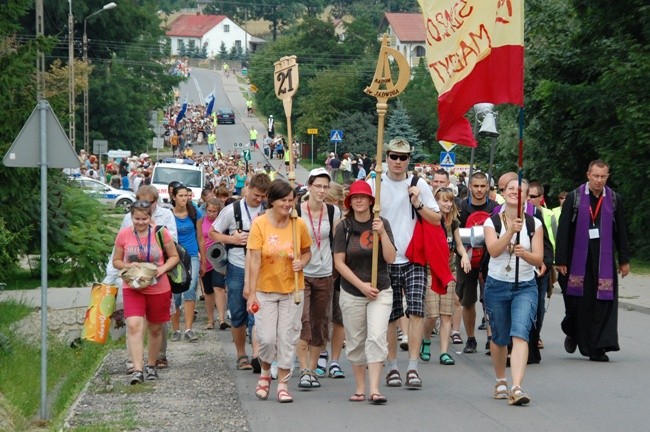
[152,138,164,149]
[3,101,79,168]
[307,128,318,135]
[93,139,108,155]
[330,130,343,142]
[107,150,132,159]
[440,151,456,167]
[439,140,457,152]
[243,150,251,161]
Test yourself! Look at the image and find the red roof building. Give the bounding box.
[166,14,264,56]
[382,13,427,67]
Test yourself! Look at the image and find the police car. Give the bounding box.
[72,177,136,212]
[150,158,205,203]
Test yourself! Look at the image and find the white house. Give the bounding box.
[381,13,427,68]
[166,14,263,57]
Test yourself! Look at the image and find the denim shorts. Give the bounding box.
[226,262,252,328]
[483,276,538,346]
[174,255,200,308]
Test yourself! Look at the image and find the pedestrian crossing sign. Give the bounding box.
[440,151,456,167]
[330,130,343,142]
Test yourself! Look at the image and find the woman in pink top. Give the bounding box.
[198,198,229,330]
[113,200,179,385]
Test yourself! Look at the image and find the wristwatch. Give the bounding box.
[416,202,424,210]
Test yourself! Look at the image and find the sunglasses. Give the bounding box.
[436,187,454,194]
[528,194,541,199]
[388,153,409,161]
[133,200,152,209]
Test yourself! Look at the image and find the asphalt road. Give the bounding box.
[220,294,649,432]
[177,68,310,184]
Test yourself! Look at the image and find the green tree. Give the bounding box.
[205,0,326,41]
[386,99,425,160]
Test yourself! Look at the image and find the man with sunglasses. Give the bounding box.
[370,137,441,389]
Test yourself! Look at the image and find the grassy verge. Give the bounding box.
[630,258,650,275]
[0,300,115,431]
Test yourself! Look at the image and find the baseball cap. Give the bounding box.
[308,167,331,184]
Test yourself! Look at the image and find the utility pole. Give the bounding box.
[36,0,45,101]
[68,0,75,148]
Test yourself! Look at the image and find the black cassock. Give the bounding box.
[555,188,630,356]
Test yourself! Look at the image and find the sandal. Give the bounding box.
[236,355,253,370]
[493,380,509,400]
[385,369,402,387]
[155,358,168,369]
[419,339,431,362]
[255,376,272,400]
[405,369,422,389]
[509,386,531,406]
[328,363,345,379]
[277,388,293,403]
[439,352,455,365]
[219,321,231,330]
[298,369,313,389]
[369,393,387,405]
[204,321,215,330]
[451,332,463,344]
[349,393,366,402]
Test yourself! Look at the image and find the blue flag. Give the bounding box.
[205,92,215,117]
[175,95,188,124]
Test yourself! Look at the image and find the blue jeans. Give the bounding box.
[226,263,254,328]
[484,277,538,346]
[174,255,200,308]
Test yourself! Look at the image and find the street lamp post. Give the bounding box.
[83,2,117,153]
[68,0,75,148]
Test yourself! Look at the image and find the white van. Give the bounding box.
[151,158,204,203]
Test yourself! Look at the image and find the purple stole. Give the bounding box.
[567,184,615,300]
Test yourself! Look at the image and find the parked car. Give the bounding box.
[72,177,136,212]
[216,108,236,124]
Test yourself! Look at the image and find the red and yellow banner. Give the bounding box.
[418,0,524,147]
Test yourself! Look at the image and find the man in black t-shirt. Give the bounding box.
[456,172,497,354]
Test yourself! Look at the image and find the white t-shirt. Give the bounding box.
[370,173,440,264]
[484,214,541,283]
[212,199,263,269]
[300,202,341,278]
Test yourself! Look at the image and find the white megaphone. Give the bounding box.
[474,103,500,138]
[206,243,228,274]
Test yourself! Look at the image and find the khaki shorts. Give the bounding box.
[424,265,456,318]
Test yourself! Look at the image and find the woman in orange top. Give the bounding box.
[247,179,312,403]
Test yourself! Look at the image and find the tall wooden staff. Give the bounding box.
[274,55,301,304]
[364,35,410,287]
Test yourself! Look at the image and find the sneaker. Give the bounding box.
[171,330,181,342]
[184,329,198,342]
[478,317,488,330]
[399,335,409,351]
[145,365,158,381]
[463,338,478,353]
[485,336,492,356]
[397,328,404,341]
[130,370,144,385]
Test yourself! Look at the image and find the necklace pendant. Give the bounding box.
[505,264,512,272]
